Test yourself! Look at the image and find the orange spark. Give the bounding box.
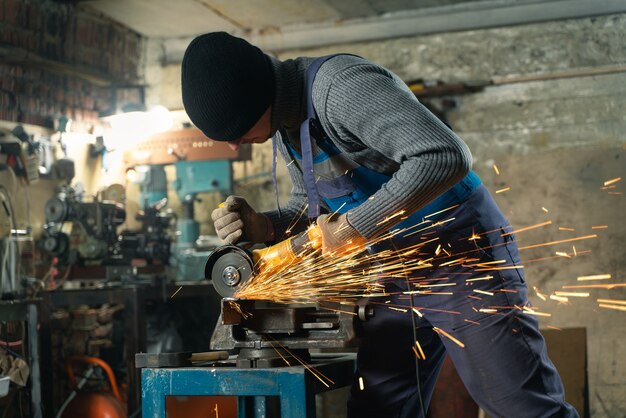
[376,210,406,226]
[591,225,608,229]
[603,177,621,186]
[554,291,589,298]
[414,340,426,360]
[599,304,626,312]
[466,275,494,282]
[267,336,335,387]
[464,319,480,325]
[475,265,524,271]
[433,327,465,348]
[501,221,552,236]
[597,299,626,305]
[517,234,597,251]
[439,257,467,266]
[577,274,611,281]
[493,164,500,175]
[468,231,481,241]
[563,284,626,289]
[424,204,460,219]
[470,260,506,266]
[550,294,569,303]
[522,307,552,317]
[558,227,575,231]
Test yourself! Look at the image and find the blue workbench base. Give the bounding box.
[141,354,356,418]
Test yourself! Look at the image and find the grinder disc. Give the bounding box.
[205,246,254,298]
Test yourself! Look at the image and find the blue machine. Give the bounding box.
[170,159,232,280]
[140,354,356,418]
[134,159,233,281]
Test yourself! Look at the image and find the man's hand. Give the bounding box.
[316,213,367,255]
[211,196,273,244]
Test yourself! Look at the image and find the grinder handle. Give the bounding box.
[252,225,322,268]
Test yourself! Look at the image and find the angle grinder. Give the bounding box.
[205,225,322,298]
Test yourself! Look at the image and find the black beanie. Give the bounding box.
[181,32,275,141]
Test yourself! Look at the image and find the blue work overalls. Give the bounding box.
[277,56,578,418]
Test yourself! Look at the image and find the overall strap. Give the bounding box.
[300,54,342,219]
[270,131,282,217]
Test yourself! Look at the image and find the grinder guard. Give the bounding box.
[204,245,254,298]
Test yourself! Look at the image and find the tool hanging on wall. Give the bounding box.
[0,127,39,185]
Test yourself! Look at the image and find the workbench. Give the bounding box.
[141,353,356,418]
[39,281,221,417]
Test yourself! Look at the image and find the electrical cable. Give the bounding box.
[405,275,427,418]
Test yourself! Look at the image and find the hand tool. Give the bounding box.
[205,225,322,298]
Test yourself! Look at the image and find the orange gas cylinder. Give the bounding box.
[62,356,127,418]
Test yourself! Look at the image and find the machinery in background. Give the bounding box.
[40,127,251,283]
[40,183,177,286]
[42,185,126,264]
[124,127,251,282]
[116,198,174,267]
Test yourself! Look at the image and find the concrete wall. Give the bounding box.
[145,13,625,417]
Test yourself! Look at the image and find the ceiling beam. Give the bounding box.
[163,0,626,64]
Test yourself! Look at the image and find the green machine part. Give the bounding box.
[170,159,233,281]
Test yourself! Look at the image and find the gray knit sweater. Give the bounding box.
[264,54,472,242]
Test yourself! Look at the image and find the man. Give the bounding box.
[181,32,577,418]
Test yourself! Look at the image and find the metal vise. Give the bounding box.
[210,298,372,368]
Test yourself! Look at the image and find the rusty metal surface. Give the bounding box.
[123,128,251,166]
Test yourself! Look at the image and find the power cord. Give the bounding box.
[406,274,427,418]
